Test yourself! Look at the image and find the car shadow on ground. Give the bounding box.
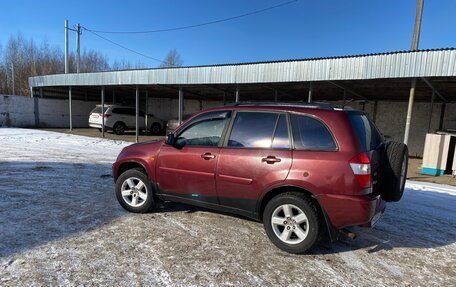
[0,161,454,259]
[154,190,456,256]
[0,161,127,259]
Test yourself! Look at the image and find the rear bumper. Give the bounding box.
[89,123,102,129]
[315,193,386,229]
[89,123,112,130]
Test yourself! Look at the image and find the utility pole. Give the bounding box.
[307,83,313,103]
[76,23,81,73]
[403,0,424,145]
[65,20,69,73]
[11,63,15,96]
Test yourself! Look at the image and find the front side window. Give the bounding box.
[175,111,230,147]
[272,114,290,149]
[228,112,289,148]
[291,114,337,151]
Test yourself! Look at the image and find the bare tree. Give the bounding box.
[0,33,114,96]
[111,58,145,70]
[159,49,183,68]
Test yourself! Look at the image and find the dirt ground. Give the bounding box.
[1,128,455,286]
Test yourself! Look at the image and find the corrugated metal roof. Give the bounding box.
[29,48,456,87]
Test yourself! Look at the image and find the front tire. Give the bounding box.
[115,168,155,213]
[263,192,321,254]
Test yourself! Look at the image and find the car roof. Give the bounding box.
[198,102,363,115]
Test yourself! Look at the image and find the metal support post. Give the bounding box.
[101,87,105,138]
[427,90,435,133]
[274,90,278,102]
[373,101,378,123]
[404,78,417,145]
[438,103,446,131]
[69,86,73,131]
[136,87,139,143]
[178,88,184,124]
[235,87,240,102]
[145,91,149,136]
[308,83,313,103]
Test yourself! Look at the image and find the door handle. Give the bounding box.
[262,156,281,164]
[201,153,216,160]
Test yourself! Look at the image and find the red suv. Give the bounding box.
[113,102,408,254]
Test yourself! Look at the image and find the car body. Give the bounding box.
[89,105,165,135]
[112,102,408,253]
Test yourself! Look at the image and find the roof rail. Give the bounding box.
[224,101,334,110]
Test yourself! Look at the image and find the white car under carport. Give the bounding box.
[89,105,165,135]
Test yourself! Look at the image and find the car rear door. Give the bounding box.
[156,110,232,203]
[216,111,292,213]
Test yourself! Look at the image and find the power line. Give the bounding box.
[84,0,298,34]
[83,28,169,65]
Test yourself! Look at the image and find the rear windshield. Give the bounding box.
[348,113,383,151]
[91,106,108,114]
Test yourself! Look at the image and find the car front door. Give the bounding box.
[216,111,292,213]
[156,110,232,204]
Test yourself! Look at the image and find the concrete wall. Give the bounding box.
[0,95,99,128]
[0,94,223,128]
[0,95,35,127]
[1,94,454,157]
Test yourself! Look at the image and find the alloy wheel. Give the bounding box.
[120,177,148,207]
[271,204,309,244]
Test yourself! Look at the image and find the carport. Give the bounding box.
[29,48,456,152]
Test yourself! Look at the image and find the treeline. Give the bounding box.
[0,34,144,96]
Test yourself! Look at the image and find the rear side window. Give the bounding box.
[228,112,277,148]
[348,113,383,151]
[228,112,290,149]
[290,115,337,151]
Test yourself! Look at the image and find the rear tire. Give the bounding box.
[113,122,126,135]
[263,192,321,254]
[115,168,156,213]
[381,141,408,202]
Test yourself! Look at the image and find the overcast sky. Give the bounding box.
[0,0,455,67]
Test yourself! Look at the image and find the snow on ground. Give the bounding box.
[0,128,455,286]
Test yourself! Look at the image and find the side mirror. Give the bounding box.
[166,134,175,146]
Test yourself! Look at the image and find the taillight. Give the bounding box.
[101,114,111,118]
[349,152,371,189]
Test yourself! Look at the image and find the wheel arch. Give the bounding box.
[258,185,315,220]
[257,185,339,242]
[115,161,148,181]
[114,121,127,128]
